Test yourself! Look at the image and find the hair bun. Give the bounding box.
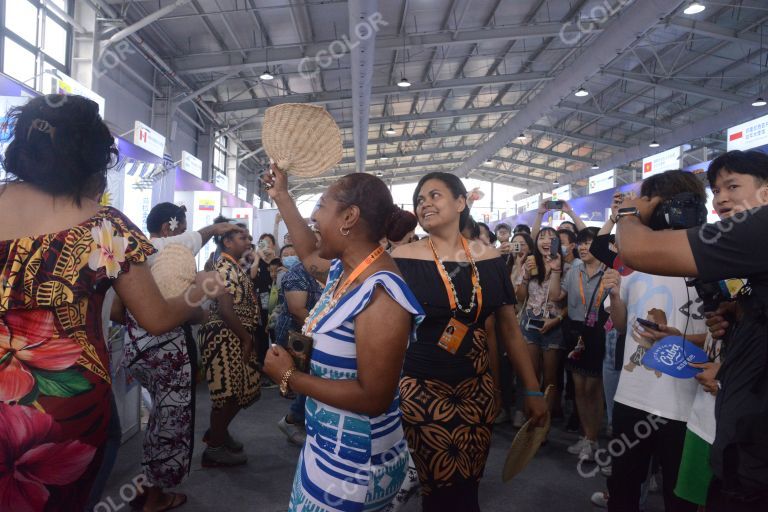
[385,208,418,242]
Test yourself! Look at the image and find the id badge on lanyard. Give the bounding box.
[430,237,482,356]
[438,318,470,354]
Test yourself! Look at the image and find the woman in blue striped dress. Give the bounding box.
[262,165,423,512]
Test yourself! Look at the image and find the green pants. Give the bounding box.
[674,428,713,506]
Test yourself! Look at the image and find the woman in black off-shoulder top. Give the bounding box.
[391,172,548,512]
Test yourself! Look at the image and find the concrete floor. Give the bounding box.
[101,384,664,512]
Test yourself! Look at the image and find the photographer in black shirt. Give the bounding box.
[614,150,768,511]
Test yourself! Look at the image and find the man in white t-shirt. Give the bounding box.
[606,171,708,512]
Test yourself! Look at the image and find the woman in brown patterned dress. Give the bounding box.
[200,220,262,467]
[391,173,548,512]
[0,95,222,512]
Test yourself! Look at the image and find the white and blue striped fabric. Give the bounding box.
[288,259,424,512]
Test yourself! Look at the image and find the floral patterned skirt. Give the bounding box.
[0,309,110,512]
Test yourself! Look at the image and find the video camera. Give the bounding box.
[686,278,731,313]
[649,192,708,231]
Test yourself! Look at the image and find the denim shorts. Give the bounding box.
[519,309,565,350]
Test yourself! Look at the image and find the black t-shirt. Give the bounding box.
[687,206,768,491]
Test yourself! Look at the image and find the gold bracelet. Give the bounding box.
[279,367,297,395]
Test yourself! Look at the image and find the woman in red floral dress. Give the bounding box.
[0,95,220,512]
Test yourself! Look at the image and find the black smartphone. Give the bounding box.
[526,318,546,331]
[545,200,564,210]
[550,237,561,259]
[636,318,660,331]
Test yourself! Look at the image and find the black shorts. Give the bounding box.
[565,320,606,378]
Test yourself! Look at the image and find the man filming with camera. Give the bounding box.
[601,171,708,512]
[615,150,768,511]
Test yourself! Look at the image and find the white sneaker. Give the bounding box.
[494,408,510,425]
[578,440,598,461]
[567,436,588,454]
[590,491,608,508]
[649,473,660,493]
[512,410,526,428]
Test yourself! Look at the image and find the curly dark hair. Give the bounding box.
[1,95,118,205]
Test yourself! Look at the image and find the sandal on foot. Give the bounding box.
[144,492,187,512]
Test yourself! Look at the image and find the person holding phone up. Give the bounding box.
[516,227,567,418]
[532,199,588,239]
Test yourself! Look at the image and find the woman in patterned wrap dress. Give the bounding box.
[200,221,262,467]
[391,172,549,512]
[262,165,423,512]
[0,94,222,512]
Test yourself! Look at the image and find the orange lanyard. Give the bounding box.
[330,245,385,302]
[220,252,239,266]
[579,267,606,308]
[429,236,483,324]
[303,245,385,335]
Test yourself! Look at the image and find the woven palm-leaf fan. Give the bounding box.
[501,385,554,481]
[151,244,197,299]
[262,103,343,177]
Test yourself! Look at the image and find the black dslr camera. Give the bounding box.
[649,192,708,231]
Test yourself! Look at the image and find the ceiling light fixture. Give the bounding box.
[755,26,766,107]
[553,178,560,186]
[591,163,599,170]
[396,33,411,88]
[683,1,706,15]
[486,158,493,163]
[574,87,589,97]
[517,132,526,141]
[385,125,396,135]
[380,154,389,161]
[260,34,274,81]
[649,88,660,149]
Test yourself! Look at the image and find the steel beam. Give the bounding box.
[528,125,632,149]
[350,0,378,172]
[212,72,553,112]
[516,101,768,199]
[103,0,190,48]
[601,70,749,104]
[667,18,763,49]
[558,101,674,131]
[171,21,600,75]
[450,0,686,177]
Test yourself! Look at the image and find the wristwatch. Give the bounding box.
[615,206,641,221]
[280,367,297,395]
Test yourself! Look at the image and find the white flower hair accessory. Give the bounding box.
[168,217,179,232]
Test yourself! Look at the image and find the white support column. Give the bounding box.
[227,138,238,195]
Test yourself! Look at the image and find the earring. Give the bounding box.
[340,226,350,236]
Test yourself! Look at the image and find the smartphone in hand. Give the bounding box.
[636,318,660,331]
[544,200,564,210]
[550,237,561,259]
